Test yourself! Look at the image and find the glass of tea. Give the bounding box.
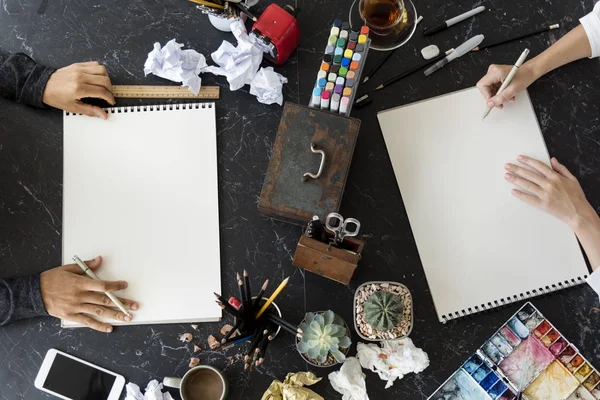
[359,0,407,36]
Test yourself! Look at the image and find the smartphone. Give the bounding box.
[34,349,125,400]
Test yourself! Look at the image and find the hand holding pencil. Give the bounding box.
[477,52,536,112]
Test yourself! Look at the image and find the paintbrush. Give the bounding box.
[473,24,559,52]
[220,334,253,351]
[253,279,269,310]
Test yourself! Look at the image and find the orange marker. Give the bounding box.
[343,87,352,97]
[321,62,330,72]
[360,26,369,36]
[350,61,360,71]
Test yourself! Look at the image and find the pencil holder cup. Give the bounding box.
[234,297,282,339]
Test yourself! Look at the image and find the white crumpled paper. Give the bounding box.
[204,19,265,91]
[144,39,208,95]
[125,380,175,400]
[357,338,429,389]
[250,67,288,105]
[328,357,369,400]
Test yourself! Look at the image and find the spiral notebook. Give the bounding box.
[377,87,589,323]
[62,103,222,327]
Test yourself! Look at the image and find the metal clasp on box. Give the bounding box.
[302,143,326,182]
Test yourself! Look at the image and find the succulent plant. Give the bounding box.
[363,291,404,330]
[297,310,351,364]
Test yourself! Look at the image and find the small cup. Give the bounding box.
[234,296,282,339]
[163,365,228,400]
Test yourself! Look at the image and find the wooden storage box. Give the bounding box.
[259,102,360,225]
[292,234,365,285]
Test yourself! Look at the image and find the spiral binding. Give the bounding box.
[440,275,587,323]
[65,102,214,116]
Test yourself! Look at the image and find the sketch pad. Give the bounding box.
[377,88,588,323]
[62,103,221,326]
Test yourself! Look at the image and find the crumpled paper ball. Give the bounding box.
[357,338,429,389]
[261,371,324,400]
[328,357,369,400]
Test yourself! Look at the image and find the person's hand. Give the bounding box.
[42,61,116,119]
[504,155,595,228]
[40,256,138,332]
[476,63,538,109]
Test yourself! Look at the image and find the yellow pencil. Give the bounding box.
[256,277,289,319]
[188,0,225,10]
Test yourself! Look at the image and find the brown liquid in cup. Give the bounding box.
[360,0,402,29]
[182,369,224,400]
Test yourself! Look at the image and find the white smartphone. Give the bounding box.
[34,349,125,400]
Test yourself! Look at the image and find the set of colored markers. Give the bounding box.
[310,19,371,116]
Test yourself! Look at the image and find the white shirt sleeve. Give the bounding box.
[586,268,600,298]
[581,2,600,58]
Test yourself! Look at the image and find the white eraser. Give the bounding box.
[421,45,440,60]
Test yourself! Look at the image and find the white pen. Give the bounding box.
[424,34,484,76]
[424,6,486,36]
[72,255,132,319]
[482,48,530,120]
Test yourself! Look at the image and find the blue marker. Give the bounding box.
[311,87,323,107]
[341,58,351,68]
[332,18,342,28]
[317,78,327,88]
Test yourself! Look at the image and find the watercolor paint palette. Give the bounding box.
[429,302,600,400]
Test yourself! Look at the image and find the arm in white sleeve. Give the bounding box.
[580,2,600,58]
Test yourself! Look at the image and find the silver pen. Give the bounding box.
[424,34,485,76]
[73,255,132,318]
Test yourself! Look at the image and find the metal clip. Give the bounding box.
[302,143,326,182]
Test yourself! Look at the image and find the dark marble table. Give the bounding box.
[1,0,599,399]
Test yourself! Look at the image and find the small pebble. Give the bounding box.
[193,345,201,352]
[208,335,220,349]
[220,324,233,336]
[189,357,200,368]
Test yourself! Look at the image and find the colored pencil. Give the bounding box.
[473,24,559,52]
[243,269,252,311]
[237,272,249,316]
[266,313,302,335]
[221,320,242,343]
[220,334,253,351]
[188,0,225,10]
[252,279,269,310]
[215,299,243,319]
[256,277,289,318]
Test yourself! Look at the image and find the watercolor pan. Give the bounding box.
[534,319,552,338]
[583,371,600,390]
[428,303,600,400]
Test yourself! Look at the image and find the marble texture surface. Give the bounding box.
[1,0,599,399]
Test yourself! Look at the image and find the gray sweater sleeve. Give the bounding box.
[0,49,56,107]
[0,275,48,325]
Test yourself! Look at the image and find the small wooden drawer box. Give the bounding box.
[292,234,365,285]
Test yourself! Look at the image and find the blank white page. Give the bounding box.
[63,103,221,326]
[378,88,588,323]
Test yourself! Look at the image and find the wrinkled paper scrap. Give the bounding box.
[328,357,369,400]
[203,19,263,91]
[125,380,175,400]
[250,67,288,105]
[357,338,429,389]
[144,39,207,95]
[261,371,324,400]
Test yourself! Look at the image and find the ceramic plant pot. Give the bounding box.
[296,311,351,368]
[353,281,414,341]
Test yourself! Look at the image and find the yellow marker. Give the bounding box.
[358,34,367,44]
[256,277,289,318]
[344,49,353,59]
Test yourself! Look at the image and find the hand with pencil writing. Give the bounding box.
[40,256,138,333]
[476,63,537,109]
[42,61,116,120]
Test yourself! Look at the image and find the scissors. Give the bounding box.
[325,213,361,245]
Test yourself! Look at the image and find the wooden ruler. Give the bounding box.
[112,85,220,99]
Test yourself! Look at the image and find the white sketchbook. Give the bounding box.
[377,87,588,323]
[62,103,221,326]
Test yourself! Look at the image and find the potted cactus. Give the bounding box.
[296,310,351,367]
[354,281,413,341]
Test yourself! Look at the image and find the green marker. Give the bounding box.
[336,38,346,48]
[328,36,337,46]
[333,54,343,64]
[338,67,348,77]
